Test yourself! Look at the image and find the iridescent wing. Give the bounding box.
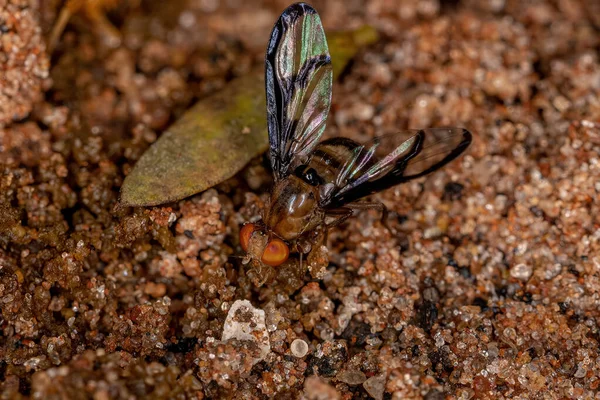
[319,128,472,208]
[265,3,333,181]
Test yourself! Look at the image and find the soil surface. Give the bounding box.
[1,0,600,399]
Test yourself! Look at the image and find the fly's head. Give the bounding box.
[239,222,290,267]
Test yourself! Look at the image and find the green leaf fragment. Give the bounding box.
[120,26,379,207]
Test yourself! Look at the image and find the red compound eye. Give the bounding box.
[239,223,256,252]
[261,238,290,267]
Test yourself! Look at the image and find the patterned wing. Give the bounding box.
[265,2,333,180]
[320,128,472,208]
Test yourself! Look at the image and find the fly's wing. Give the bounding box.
[266,3,333,181]
[322,128,472,208]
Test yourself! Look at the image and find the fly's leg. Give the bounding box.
[346,201,388,220]
[344,201,394,233]
[325,202,392,232]
[304,228,328,279]
[324,207,355,228]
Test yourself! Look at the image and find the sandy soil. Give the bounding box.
[1,0,600,398]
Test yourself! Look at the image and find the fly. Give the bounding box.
[240,3,472,279]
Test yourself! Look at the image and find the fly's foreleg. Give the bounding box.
[296,228,329,279]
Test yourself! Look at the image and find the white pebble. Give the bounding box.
[291,338,308,358]
[222,300,270,365]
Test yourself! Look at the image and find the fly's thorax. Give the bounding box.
[264,176,323,241]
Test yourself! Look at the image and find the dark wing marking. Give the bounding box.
[266,2,333,181]
[321,128,472,208]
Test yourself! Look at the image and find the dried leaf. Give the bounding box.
[120,26,379,207]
